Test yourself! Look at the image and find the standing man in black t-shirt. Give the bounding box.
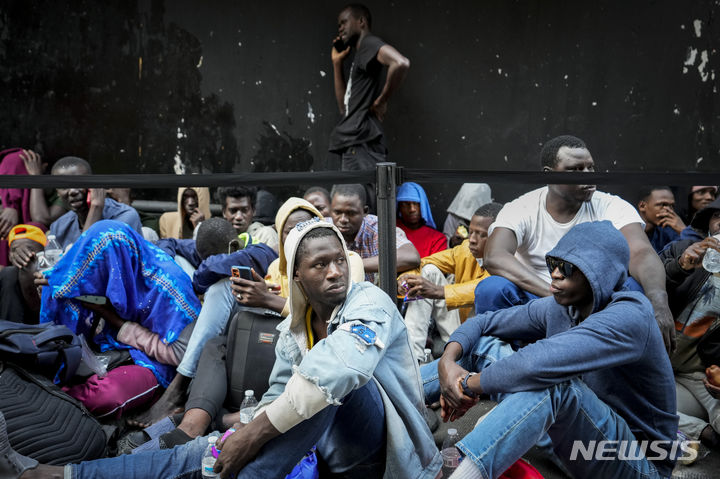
[329,3,410,212]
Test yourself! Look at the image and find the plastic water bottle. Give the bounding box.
[702,234,720,273]
[35,251,52,274]
[201,436,219,478]
[44,234,63,267]
[441,428,461,476]
[239,389,258,424]
[420,348,432,365]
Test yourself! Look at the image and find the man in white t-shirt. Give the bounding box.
[478,135,675,353]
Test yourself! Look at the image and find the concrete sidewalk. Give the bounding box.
[431,399,719,478]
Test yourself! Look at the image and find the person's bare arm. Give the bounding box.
[483,227,550,297]
[0,207,18,239]
[331,38,351,114]
[21,149,56,227]
[620,222,676,354]
[396,242,420,272]
[371,44,410,122]
[362,243,420,273]
[83,188,106,232]
[214,411,280,478]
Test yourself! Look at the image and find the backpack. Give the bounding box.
[0,361,107,464]
[0,320,82,384]
[225,307,283,408]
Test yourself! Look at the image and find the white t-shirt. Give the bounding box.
[490,187,644,282]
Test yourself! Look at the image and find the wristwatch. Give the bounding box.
[461,372,478,398]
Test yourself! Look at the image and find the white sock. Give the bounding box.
[449,458,485,479]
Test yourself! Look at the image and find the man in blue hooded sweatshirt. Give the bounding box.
[425,221,679,478]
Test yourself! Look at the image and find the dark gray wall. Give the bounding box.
[1,0,718,212]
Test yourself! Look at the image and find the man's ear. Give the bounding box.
[363,205,369,215]
[637,200,647,214]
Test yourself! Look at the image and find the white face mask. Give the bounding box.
[476,257,484,268]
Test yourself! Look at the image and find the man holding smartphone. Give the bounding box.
[329,4,410,211]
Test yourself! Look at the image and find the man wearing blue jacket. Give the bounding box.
[426,221,679,478]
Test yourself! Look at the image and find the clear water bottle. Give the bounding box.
[702,234,720,273]
[44,234,63,267]
[239,389,258,424]
[201,436,219,478]
[441,428,461,476]
[420,348,432,365]
[35,251,52,274]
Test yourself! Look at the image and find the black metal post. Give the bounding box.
[376,162,397,298]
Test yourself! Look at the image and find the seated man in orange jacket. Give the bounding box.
[398,202,502,361]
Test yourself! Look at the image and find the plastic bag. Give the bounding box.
[78,334,108,378]
[285,447,319,479]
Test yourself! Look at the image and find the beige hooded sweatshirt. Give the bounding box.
[158,187,211,239]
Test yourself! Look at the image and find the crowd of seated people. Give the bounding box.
[1,133,719,479]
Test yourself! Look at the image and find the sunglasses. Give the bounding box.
[546,256,576,278]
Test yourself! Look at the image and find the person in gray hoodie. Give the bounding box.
[424,220,679,479]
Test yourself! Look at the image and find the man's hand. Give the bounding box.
[33,272,49,296]
[88,188,106,208]
[370,98,387,122]
[0,207,19,239]
[230,269,282,309]
[398,274,444,300]
[9,242,36,269]
[188,209,205,229]
[437,343,478,422]
[703,377,720,400]
[80,301,124,330]
[706,365,720,399]
[678,237,720,270]
[656,209,686,234]
[19,149,43,175]
[214,412,279,478]
[645,292,676,354]
[331,36,351,65]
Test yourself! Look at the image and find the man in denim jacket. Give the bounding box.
[1,219,441,479]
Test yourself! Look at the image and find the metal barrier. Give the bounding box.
[2,167,720,299]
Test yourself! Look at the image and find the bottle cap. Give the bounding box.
[448,428,457,435]
[245,389,254,396]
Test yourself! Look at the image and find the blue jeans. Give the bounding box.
[420,337,665,479]
[177,279,238,377]
[68,381,386,479]
[473,276,540,315]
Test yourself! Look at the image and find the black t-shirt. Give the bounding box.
[328,34,386,152]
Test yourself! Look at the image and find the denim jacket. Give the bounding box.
[258,281,441,479]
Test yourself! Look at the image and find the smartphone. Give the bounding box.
[333,38,345,52]
[231,265,253,281]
